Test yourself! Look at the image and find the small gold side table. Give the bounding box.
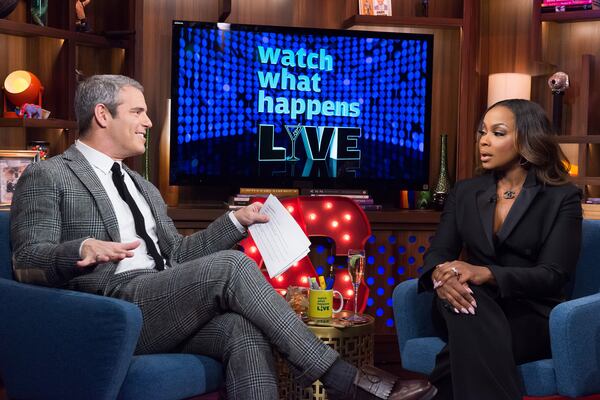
[277,311,375,400]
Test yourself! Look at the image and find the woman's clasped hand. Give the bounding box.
[431,261,495,315]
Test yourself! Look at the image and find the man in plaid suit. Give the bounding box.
[10,75,435,400]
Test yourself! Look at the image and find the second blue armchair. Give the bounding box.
[393,219,600,398]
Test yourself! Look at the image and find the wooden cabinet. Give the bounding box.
[532,0,600,197]
[0,0,138,158]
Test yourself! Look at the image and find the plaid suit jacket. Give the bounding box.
[10,145,243,294]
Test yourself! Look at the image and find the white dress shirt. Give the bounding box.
[76,140,163,273]
[75,140,245,273]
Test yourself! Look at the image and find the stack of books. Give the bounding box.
[302,188,383,211]
[583,198,600,220]
[227,188,299,210]
[541,0,600,13]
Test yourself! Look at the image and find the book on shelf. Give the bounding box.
[303,188,369,195]
[583,203,600,220]
[541,2,599,12]
[360,204,383,211]
[233,194,269,201]
[239,187,299,197]
[309,193,371,200]
[542,0,593,6]
[351,198,374,205]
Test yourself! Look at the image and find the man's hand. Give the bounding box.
[77,239,140,268]
[233,202,270,228]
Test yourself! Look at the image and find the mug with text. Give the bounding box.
[308,289,344,320]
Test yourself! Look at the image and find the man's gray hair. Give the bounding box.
[74,75,144,135]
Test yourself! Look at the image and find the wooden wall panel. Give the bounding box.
[138,0,220,183]
[482,0,534,75]
[76,46,126,79]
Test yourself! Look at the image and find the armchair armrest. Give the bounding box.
[550,292,600,397]
[392,279,436,352]
[0,278,142,400]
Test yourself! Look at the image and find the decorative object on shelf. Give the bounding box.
[432,134,450,211]
[0,0,18,18]
[16,103,43,119]
[158,98,179,206]
[487,73,531,106]
[548,71,569,134]
[416,190,431,209]
[358,0,373,16]
[27,141,49,160]
[30,0,48,26]
[218,0,230,22]
[2,70,44,119]
[399,190,415,209]
[372,0,392,16]
[358,0,392,16]
[421,0,429,17]
[75,0,92,33]
[0,150,40,206]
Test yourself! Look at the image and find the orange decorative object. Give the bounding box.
[239,195,372,313]
[2,70,44,118]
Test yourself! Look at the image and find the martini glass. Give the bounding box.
[285,124,302,161]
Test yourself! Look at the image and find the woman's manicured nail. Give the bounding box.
[460,307,469,314]
[453,307,460,314]
[471,300,477,307]
[468,306,475,315]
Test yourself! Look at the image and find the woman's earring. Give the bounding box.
[519,157,529,167]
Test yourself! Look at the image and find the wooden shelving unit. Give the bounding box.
[540,9,600,22]
[168,207,441,232]
[0,118,78,129]
[533,0,600,196]
[342,15,463,29]
[0,0,138,157]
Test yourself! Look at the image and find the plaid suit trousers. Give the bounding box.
[110,250,338,400]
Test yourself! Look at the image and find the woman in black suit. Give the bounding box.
[419,99,582,399]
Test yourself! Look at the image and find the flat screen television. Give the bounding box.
[170,21,433,203]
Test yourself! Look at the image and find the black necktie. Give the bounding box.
[111,162,165,271]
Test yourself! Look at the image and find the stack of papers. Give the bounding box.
[248,195,311,278]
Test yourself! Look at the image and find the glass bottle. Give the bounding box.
[432,134,450,211]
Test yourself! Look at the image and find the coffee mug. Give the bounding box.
[308,289,344,320]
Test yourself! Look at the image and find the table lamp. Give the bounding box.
[2,70,44,118]
[487,73,531,107]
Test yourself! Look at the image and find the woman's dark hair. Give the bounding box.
[476,99,571,185]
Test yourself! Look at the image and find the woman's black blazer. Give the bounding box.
[418,170,582,318]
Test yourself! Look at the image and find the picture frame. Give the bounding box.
[0,150,40,206]
[358,0,392,16]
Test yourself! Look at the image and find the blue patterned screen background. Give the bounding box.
[170,21,433,196]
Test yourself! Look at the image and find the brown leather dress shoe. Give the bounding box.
[354,365,437,400]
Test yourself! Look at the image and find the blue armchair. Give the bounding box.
[393,219,600,398]
[0,211,224,400]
